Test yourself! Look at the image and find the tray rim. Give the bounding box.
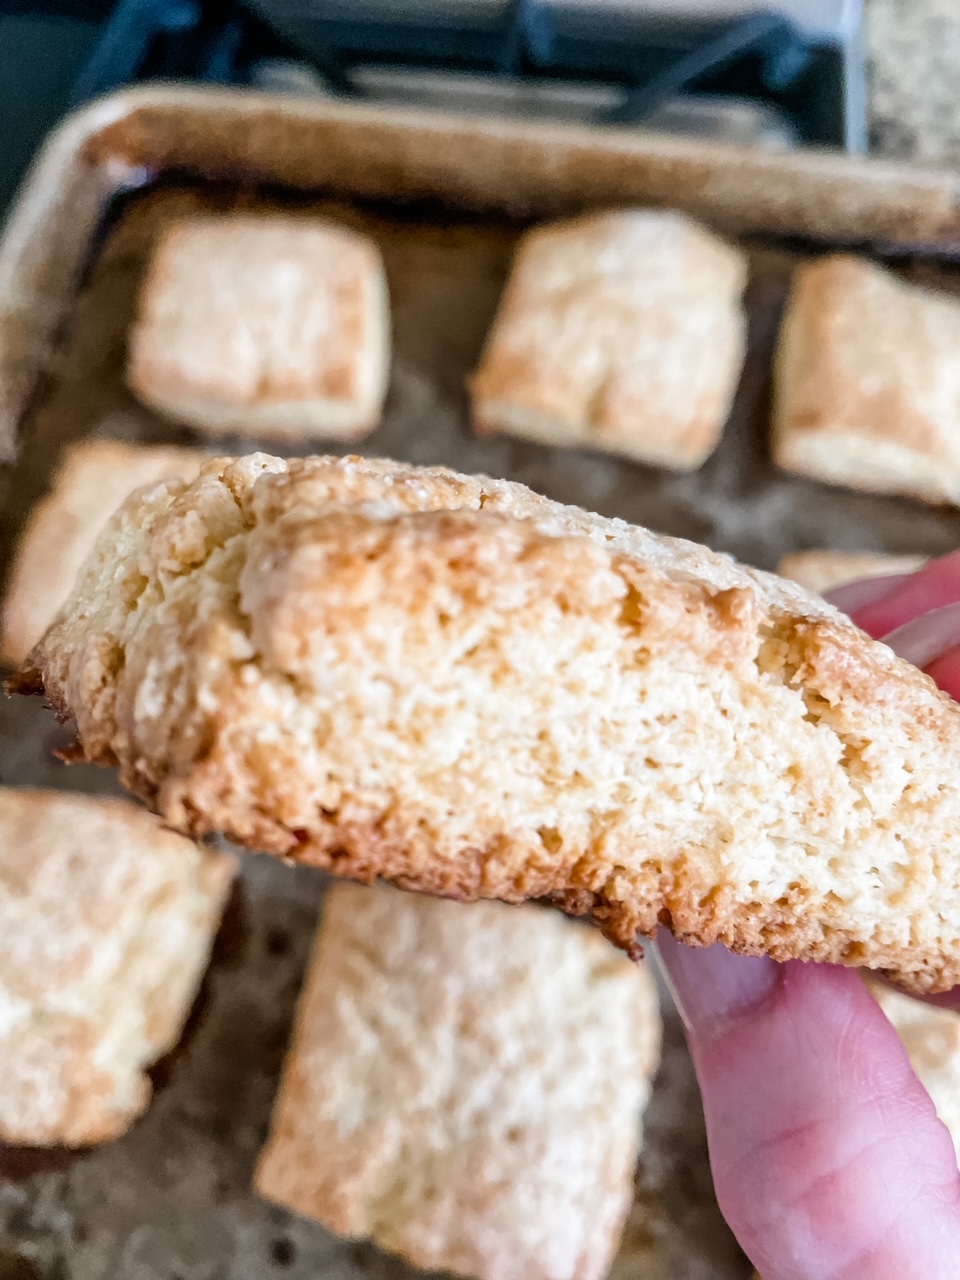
[4,81,960,462]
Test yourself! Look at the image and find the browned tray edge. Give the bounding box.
[4,81,960,464]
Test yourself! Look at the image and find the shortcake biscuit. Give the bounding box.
[18,453,960,994]
[471,210,746,469]
[127,216,389,440]
[255,884,661,1280]
[1,439,205,665]
[774,255,960,504]
[0,787,233,1145]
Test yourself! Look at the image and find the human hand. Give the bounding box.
[655,551,960,1280]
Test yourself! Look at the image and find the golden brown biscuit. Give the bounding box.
[777,549,927,597]
[255,884,661,1280]
[470,210,746,469]
[0,787,234,1146]
[1,439,206,666]
[774,255,960,504]
[127,216,390,440]
[18,453,960,994]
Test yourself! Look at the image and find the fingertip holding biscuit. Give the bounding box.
[470,209,747,470]
[127,216,390,441]
[773,255,960,505]
[777,549,927,597]
[254,885,661,1280]
[868,981,960,1162]
[0,788,234,1146]
[748,984,960,1280]
[18,453,960,994]
[0,439,207,667]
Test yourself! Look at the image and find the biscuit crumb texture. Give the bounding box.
[1,439,206,666]
[255,884,661,1280]
[0,788,234,1145]
[21,453,960,993]
[774,254,960,504]
[470,209,746,469]
[127,216,390,440]
[777,549,927,597]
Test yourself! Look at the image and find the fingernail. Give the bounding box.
[851,550,960,639]
[651,933,780,1040]
[882,602,960,668]
[924,642,960,702]
[826,572,915,617]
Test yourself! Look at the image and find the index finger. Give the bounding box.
[692,552,960,1277]
[655,936,960,1279]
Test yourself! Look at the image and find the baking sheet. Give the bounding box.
[5,161,960,1280]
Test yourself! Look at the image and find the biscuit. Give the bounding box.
[127,216,390,440]
[773,255,960,504]
[470,210,746,469]
[255,884,661,1280]
[0,787,234,1146]
[17,453,960,994]
[1,439,206,666]
[777,550,926,597]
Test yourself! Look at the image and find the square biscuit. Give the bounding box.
[127,215,390,440]
[774,254,960,504]
[470,209,747,469]
[777,549,926,597]
[0,788,234,1146]
[1,439,207,666]
[255,885,661,1280]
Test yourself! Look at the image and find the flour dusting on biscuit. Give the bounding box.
[17,453,960,994]
[256,884,660,1280]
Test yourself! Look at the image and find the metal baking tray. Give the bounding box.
[4,84,960,1280]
